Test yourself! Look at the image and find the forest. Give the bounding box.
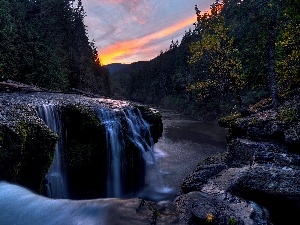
[0,0,110,95]
[111,0,300,119]
[0,0,299,120]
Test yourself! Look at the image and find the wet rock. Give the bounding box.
[180,91,300,224]
[227,138,290,167]
[181,164,227,194]
[228,165,300,199]
[285,123,300,150]
[175,191,269,225]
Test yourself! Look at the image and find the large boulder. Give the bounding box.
[0,95,57,193]
[175,191,269,225]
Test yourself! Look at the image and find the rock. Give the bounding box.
[220,92,300,143]
[180,91,300,224]
[181,164,227,194]
[226,165,300,225]
[284,123,300,150]
[104,198,180,225]
[228,165,300,200]
[227,138,291,167]
[135,105,163,143]
[0,109,57,194]
[175,191,269,225]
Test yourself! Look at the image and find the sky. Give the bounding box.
[82,0,214,65]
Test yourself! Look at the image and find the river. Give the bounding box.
[138,110,227,201]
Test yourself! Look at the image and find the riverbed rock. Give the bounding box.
[175,191,269,225]
[181,163,227,194]
[284,122,300,148]
[179,90,300,224]
[228,165,300,198]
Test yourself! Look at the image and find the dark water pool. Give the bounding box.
[138,110,227,201]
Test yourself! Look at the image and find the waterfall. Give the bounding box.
[96,108,125,197]
[125,108,171,198]
[124,108,154,164]
[37,103,167,199]
[97,107,169,198]
[36,104,68,199]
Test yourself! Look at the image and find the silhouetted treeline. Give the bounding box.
[111,0,299,119]
[0,0,110,95]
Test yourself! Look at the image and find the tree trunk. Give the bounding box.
[268,9,279,108]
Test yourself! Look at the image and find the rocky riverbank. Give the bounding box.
[178,89,300,225]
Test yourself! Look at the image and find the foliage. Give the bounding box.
[206,213,214,223]
[111,0,299,119]
[189,1,245,108]
[276,0,300,93]
[277,108,297,123]
[228,216,237,225]
[0,0,110,95]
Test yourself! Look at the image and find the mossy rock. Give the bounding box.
[277,108,298,124]
[62,104,107,199]
[218,113,241,128]
[16,120,58,193]
[0,120,57,194]
[0,124,23,182]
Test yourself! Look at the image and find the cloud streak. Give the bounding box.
[97,0,150,24]
[99,15,196,65]
[104,0,145,13]
[83,0,213,65]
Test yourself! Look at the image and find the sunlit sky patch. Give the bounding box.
[83,0,214,65]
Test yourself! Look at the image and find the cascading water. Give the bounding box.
[36,104,68,199]
[37,102,169,199]
[125,108,173,200]
[124,108,154,163]
[97,106,171,199]
[96,108,125,197]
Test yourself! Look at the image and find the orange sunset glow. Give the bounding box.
[99,16,197,65]
[83,0,213,65]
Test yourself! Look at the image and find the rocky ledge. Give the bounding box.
[178,89,300,225]
[0,91,162,198]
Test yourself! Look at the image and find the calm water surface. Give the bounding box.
[139,110,227,201]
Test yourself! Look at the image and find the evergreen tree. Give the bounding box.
[0,0,111,94]
[0,0,21,80]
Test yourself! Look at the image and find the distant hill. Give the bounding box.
[106,61,148,75]
[105,63,128,74]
